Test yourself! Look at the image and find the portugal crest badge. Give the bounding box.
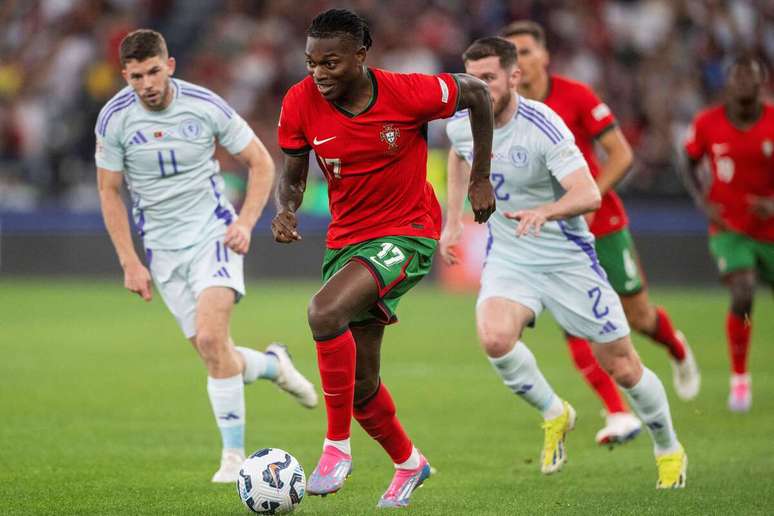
[380,124,400,153]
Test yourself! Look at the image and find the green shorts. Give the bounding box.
[709,231,774,284]
[321,236,437,325]
[595,228,644,296]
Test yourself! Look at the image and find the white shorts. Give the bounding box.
[146,231,245,338]
[477,262,630,344]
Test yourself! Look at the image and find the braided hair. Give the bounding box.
[307,8,372,50]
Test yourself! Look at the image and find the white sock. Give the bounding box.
[395,446,421,470]
[236,346,279,383]
[622,367,680,455]
[488,342,560,419]
[207,374,245,451]
[324,438,351,456]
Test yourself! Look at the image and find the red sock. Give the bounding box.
[649,307,686,361]
[315,329,356,441]
[726,312,751,375]
[353,383,413,464]
[566,335,627,414]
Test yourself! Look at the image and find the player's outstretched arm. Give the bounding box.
[440,148,472,265]
[225,138,276,255]
[505,167,601,237]
[454,73,496,224]
[97,167,152,301]
[272,153,309,243]
[678,155,727,229]
[595,127,633,195]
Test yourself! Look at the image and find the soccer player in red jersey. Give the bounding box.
[500,21,700,444]
[272,9,495,507]
[683,56,774,412]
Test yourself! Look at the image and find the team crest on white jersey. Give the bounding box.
[380,124,400,153]
[180,119,202,139]
[762,139,773,158]
[509,145,529,167]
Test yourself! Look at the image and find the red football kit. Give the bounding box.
[278,68,460,248]
[684,103,774,242]
[543,75,628,237]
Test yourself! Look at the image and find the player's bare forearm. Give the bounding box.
[543,167,601,220]
[275,153,309,214]
[272,153,309,243]
[234,138,276,229]
[454,73,496,223]
[595,127,633,195]
[97,168,141,268]
[445,148,471,224]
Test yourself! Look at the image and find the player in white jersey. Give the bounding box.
[442,37,686,488]
[95,29,317,483]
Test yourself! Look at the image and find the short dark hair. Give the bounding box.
[307,8,373,50]
[119,29,168,67]
[728,54,769,81]
[499,20,546,47]
[462,37,518,69]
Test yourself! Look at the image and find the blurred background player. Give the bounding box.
[500,21,700,443]
[443,36,687,488]
[95,29,317,483]
[683,56,774,413]
[273,8,495,508]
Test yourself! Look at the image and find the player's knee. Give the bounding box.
[478,324,519,358]
[729,280,754,316]
[196,331,227,362]
[307,296,347,336]
[353,378,380,407]
[595,338,641,388]
[623,303,655,333]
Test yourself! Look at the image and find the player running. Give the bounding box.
[442,37,686,488]
[498,21,700,443]
[683,55,774,412]
[273,8,495,508]
[95,29,317,483]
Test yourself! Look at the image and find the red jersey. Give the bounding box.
[684,103,774,242]
[278,68,459,248]
[543,75,628,237]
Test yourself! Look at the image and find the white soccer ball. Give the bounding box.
[237,448,305,514]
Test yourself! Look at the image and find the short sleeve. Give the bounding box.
[400,73,460,122]
[214,109,256,155]
[94,121,125,172]
[536,106,588,181]
[278,89,311,156]
[575,84,617,139]
[683,117,705,160]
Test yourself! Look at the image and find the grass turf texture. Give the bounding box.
[1,279,773,515]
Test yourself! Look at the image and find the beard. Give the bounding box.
[492,92,512,119]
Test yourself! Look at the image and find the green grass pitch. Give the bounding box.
[1,279,773,515]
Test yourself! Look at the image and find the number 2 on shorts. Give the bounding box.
[587,286,610,319]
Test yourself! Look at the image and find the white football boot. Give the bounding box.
[212,449,244,483]
[671,331,700,401]
[266,343,318,409]
[595,412,642,446]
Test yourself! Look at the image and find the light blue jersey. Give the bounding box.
[446,95,601,273]
[95,79,255,249]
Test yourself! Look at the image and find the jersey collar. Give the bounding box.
[332,68,378,118]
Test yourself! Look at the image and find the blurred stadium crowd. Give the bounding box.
[1,0,772,211]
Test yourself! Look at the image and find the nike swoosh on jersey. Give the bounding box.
[313,136,337,145]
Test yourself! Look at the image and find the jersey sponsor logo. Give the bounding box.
[380,124,401,153]
[591,103,611,121]
[763,139,773,158]
[180,118,202,139]
[313,135,337,145]
[509,145,529,167]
